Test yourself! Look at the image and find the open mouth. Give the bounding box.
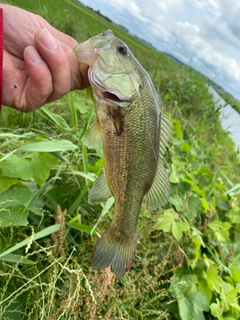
[102,91,126,103]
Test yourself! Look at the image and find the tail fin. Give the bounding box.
[92,228,137,278]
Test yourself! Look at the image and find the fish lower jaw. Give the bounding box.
[102,91,129,103]
[95,89,131,107]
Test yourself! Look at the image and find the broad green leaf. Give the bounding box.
[181,141,192,153]
[1,155,33,180]
[216,200,230,211]
[231,267,240,282]
[185,195,202,220]
[76,100,88,114]
[0,205,29,227]
[206,267,223,292]
[0,253,35,264]
[0,176,18,193]
[28,195,44,216]
[226,209,240,224]
[215,229,229,242]
[182,177,204,196]
[0,149,18,163]
[220,283,239,312]
[45,185,70,211]
[191,237,201,262]
[208,220,231,242]
[0,186,32,204]
[210,302,222,318]
[226,288,238,302]
[169,163,180,183]
[170,274,198,299]
[19,140,77,152]
[154,209,178,232]
[31,153,58,186]
[198,279,212,302]
[170,194,183,211]
[172,220,189,240]
[179,291,209,320]
[0,187,32,227]
[0,224,61,258]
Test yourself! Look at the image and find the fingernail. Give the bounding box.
[25,46,43,64]
[39,29,57,50]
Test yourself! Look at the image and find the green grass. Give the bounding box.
[215,88,240,113]
[0,1,240,319]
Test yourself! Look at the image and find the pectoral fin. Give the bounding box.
[88,171,112,205]
[111,106,125,136]
[86,119,102,148]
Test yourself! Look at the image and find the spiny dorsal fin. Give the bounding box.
[88,171,112,205]
[159,112,172,158]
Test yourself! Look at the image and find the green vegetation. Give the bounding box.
[215,88,240,114]
[1,0,240,319]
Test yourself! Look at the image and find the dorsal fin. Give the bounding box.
[159,112,172,158]
[145,112,172,209]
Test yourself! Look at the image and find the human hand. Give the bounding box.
[1,4,89,112]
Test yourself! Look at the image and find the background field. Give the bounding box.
[0,0,240,319]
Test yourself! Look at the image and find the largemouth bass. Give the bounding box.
[74,30,171,278]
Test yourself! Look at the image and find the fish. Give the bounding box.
[74,30,171,278]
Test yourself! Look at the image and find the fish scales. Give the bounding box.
[74,30,171,278]
[99,85,159,229]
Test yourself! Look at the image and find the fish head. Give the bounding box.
[74,30,143,107]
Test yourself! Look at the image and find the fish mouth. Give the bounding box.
[89,69,133,106]
[102,91,130,104]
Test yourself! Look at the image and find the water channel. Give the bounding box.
[208,87,240,153]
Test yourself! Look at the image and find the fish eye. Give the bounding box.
[117,46,127,55]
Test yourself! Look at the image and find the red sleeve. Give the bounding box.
[0,8,3,112]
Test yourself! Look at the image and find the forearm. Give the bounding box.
[0,7,3,111]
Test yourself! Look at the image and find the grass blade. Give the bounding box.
[0,224,61,258]
[19,140,77,152]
